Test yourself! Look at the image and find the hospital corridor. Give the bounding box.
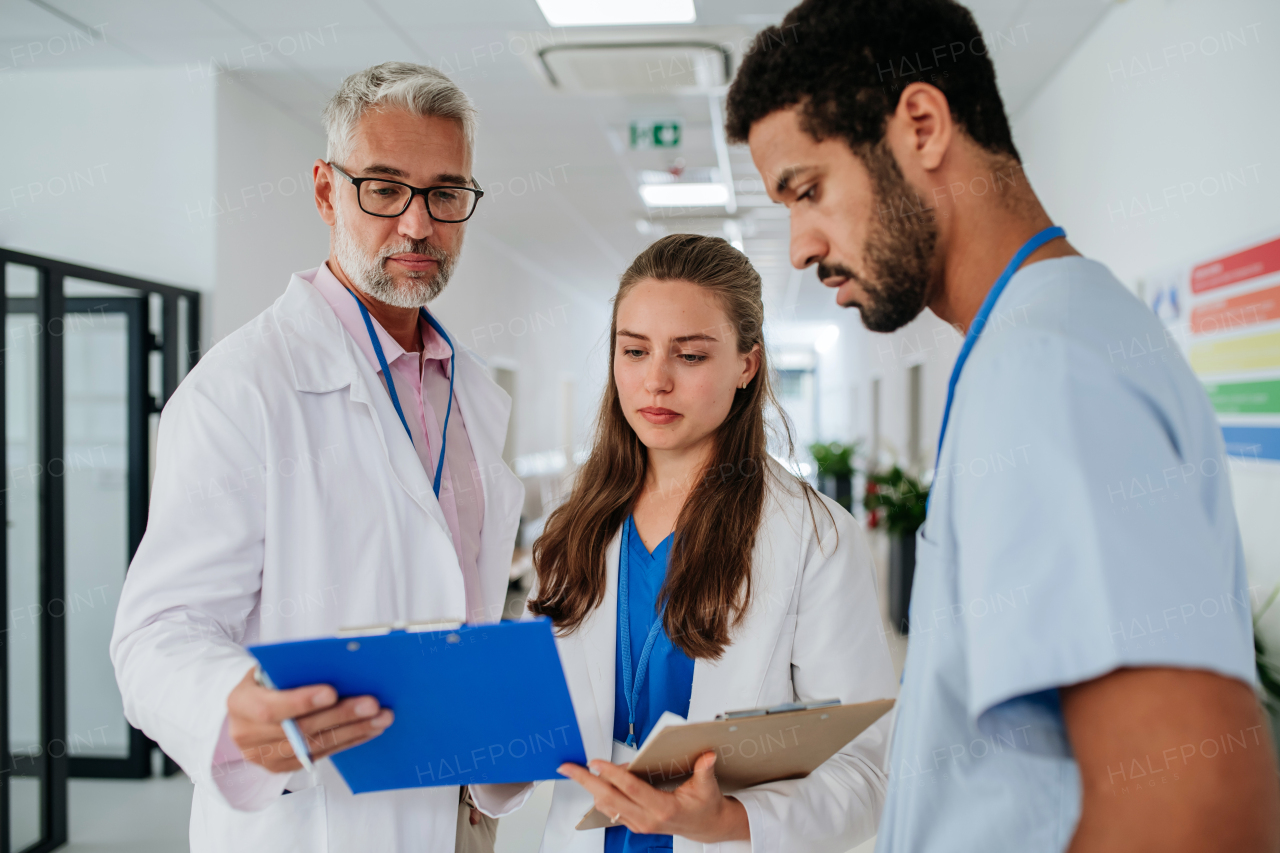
[2,0,1279,851]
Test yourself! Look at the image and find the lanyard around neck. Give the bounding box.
[347,288,456,499]
[618,518,666,748]
[931,225,1066,500]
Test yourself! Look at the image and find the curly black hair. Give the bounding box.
[725,0,1019,162]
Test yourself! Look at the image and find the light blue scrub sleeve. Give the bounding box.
[947,330,1255,744]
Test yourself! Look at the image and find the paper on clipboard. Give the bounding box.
[577,698,894,831]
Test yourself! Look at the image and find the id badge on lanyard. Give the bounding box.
[611,738,639,765]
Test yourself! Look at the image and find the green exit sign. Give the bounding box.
[630,120,681,149]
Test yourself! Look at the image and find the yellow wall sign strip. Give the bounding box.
[1189,330,1280,374]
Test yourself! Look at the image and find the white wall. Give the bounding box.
[434,225,611,463]
[1013,0,1276,288]
[210,76,329,341]
[767,304,900,459]
[1012,0,1280,631]
[843,308,962,474]
[0,67,215,289]
[0,65,332,345]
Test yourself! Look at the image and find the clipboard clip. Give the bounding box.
[716,698,841,720]
[336,618,464,637]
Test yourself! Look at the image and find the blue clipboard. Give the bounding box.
[248,617,586,794]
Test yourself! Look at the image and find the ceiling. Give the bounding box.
[2,0,1116,323]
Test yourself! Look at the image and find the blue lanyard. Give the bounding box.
[618,519,666,748]
[931,226,1065,496]
[347,288,456,499]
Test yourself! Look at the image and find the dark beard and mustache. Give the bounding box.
[332,204,458,308]
[818,140,938,333]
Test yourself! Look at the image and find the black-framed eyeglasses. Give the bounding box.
[328,162,484,222]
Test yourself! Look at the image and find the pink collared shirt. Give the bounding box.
[307,262,486,622]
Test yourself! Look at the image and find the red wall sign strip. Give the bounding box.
[1191,283,1280,336]
[1191,235,1280,294]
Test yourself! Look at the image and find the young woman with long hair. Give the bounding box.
[473,234,896,852]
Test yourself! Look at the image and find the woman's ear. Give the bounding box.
[739,343,762,389]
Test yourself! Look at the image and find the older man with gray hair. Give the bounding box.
[111,62,523,853]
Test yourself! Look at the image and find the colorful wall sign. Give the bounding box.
[1191,235,1280,294]
[1190,283,1280,335]
[1204,378,1280,415]
[1222,425,1280,462]
[1189,330,1280,374]
[1153,232,1280,461]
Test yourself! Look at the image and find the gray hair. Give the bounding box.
[322,62,477,167]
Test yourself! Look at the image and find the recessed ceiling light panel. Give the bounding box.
[536,0,696,27]
[640,183,729,207]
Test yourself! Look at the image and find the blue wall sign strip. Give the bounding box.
[1221,425,1280,461]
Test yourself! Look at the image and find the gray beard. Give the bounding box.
[331,205,457,308]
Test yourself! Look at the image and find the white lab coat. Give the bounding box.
[110,271,524,853]
[473,465,898,853]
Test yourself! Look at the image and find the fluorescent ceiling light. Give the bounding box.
[536,0,696,27]
[814,324,841,354]
[640,183,729,207]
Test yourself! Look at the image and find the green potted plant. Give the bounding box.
[809,441,859,512]
[1254,585,1280,759]
[864,465,929,635]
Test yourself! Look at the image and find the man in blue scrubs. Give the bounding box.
[727,0,1280,849]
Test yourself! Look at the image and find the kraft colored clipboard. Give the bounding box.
[576,698,894,831]
[249,617,587,794]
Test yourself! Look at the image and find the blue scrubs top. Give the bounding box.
[606,516,695,853]
[876,258,1257,853]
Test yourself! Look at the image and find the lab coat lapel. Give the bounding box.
[563,529,620,761]
[347,362,452,539]
[274,275,454,543]
[686,501,799,722]
[688,631,768,723]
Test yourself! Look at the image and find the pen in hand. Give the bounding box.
[254,666,315,772]
[227,667,393,774]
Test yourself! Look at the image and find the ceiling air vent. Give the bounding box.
[538,42,730,94]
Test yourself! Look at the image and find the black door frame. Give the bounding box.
[0,249,200,853]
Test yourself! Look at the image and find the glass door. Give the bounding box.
[4,264,50,853]
[0,251,200,853]
[62,289,149,778]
